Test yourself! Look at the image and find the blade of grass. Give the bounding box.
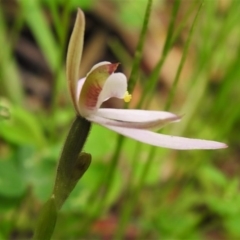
[114,1,202,238]
[96,0,153,209]
[136,0,181,109]
[48,2,73,139]
[172,0,239,137]
[20,0,60,72]
[113,5,203,232]
[190,1,240,142]
[127,0,152,93]
[114,4,202,238]
[0,8,23,104]
[77,0,153,235]
[165,2,202,111]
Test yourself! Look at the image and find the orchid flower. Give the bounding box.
[66,9,227,150]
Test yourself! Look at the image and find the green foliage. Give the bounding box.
[0,104,46,148]
[0,159,27,197]
[0,9,23,104]
[0,105,10,120]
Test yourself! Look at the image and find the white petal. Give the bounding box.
[86,61,111,77]
[91,108,180,130]
[87,113,179,130]
[96,73,128,109]
[78,62,119,117]
[100,124,227,150]
[96,108,180,122]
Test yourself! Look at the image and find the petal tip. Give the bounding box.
[108,63,119,74]
[221,143,228,149]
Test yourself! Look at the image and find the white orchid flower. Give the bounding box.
[74,62,227,150]
[66,9,227,150]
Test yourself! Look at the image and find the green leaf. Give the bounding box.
[0,105,10,120]
[84,124,116,158]
[0,105,46,148]
[0,160,27,197]
[198,164,227,189]
[224,215,240,237]
[27,157,56,201]
[69,0,96,9]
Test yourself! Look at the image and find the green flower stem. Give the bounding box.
[54,152,91,210]
[33,116,91,239]
[33,197,58,240]
[53,116,91,209]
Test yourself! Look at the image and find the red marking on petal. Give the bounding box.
[85,82,102,109]
[108,63,119,74]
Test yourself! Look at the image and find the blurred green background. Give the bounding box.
[0,0,239,239]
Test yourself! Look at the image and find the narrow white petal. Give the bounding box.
[87,113,179,130]
[92,108,180,130]
[86,115,143,128]
[96,108,180,122]
[96,73,128,109]
[100,124,227,150]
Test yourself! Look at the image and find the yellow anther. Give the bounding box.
[123,91,132,103]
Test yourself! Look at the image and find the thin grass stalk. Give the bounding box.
[114,2,185,237]
[77,1,153,235]
[48,3,74,141]
[99,0,153,206]
[113,5,200,233]
[115,146,157,239]
[169,1,199,49]
[212,1,240,114]
[136,0,181,109]
[171,1,231,137]
[20,0,60,72]
[0,8,24,104]
[127,0,153,93]
[116,1,197,239]
[114,142,144,239]
[113,5,195,229]
[48,1,63,44]
[165,3,202,111]
[114,4,201,238]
